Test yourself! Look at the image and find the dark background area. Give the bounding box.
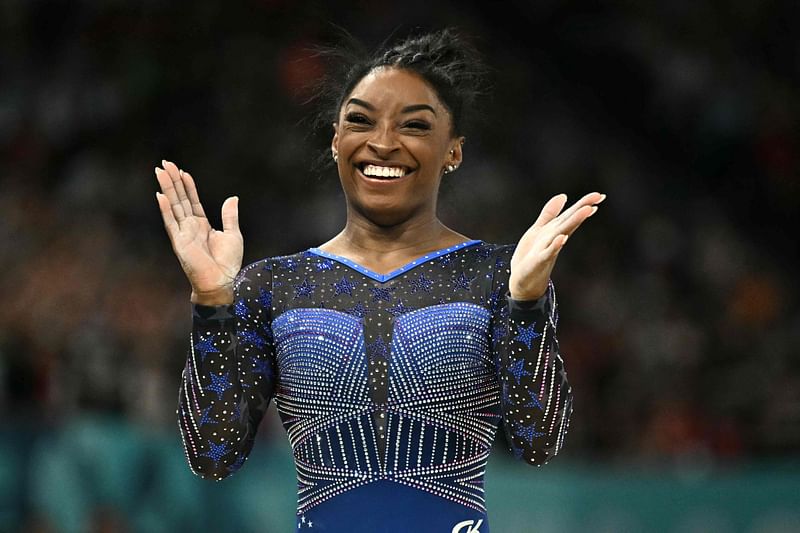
[1,1,798,531]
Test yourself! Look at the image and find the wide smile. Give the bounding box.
[355,162,416,184]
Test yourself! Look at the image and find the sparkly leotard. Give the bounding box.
[177,240,572,533]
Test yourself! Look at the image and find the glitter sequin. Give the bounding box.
[177,241,572,528]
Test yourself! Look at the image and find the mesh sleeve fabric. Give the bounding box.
[490,248,573,466]
[176,260,276,480]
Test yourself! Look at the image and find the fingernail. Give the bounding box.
[590,206,598,216]
[179,169,184,177]
[162,159,167,167]
[598,193,607,203]
[562,235,569,245]
[154,167,160,175]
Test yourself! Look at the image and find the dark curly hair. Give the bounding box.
[308,27,489,141]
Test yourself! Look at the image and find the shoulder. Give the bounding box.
[232,250,296,288]
[475,242,516,288]
[234,247,323,287]
[476,241,517,260]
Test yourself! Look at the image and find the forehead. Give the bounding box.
[344,67,449,115]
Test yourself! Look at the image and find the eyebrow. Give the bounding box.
[347,98,437,115]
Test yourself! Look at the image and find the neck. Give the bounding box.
[337,214,452,254]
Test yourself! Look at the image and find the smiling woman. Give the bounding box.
[329,66,462,232]
[155,28,604,533]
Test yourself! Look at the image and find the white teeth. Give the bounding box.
[362,164,406,178]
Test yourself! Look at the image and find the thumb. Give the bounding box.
[221,196,240,233]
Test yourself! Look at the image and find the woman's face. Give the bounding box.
[331,67,463,227]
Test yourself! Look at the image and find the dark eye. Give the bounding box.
[404,120,431,130]
[345,113,370,125]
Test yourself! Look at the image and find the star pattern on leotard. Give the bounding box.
[387,300,415,316]
[234,300,250,320]
[278,258,298,272]
[333,276,356,296]
[204,372,232,400]
[256,287,272,309]
[369,286,395,302]
[508,358,532,384]
[240,329,267,350]
[513,323,541,349]
[199,406,217,426]
[452,271,475,291]
[408,273,433,293]
[293,278,317,299]
[200,439,232,467]
[366,336,389,360]
[194,336,219,361]
[525,393,543,410]
[515,422,545,446]
[475,246,494,260]
[315,258,333,271]
[179,241,573,516]
[345,302,367,318]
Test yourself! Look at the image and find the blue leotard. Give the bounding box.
[178,240,572,533]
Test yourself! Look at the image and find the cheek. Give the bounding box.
[336,133,364,156]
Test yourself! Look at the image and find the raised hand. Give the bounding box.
[155,160,243,305]
[509,192,606,300]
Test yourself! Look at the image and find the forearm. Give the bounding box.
[177,304,257,480]
[497,281,573,466]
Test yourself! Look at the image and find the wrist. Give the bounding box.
[191,288,234,306]
[508,285,547,302]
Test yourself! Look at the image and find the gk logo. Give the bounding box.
[452,519,484,533]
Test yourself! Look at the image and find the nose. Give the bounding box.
[366,125,399,157]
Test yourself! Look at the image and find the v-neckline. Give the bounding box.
[306,239,483,283]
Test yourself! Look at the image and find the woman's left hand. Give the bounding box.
[508,192,606,300]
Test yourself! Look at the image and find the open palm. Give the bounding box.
[155,160,243,304]
[509,192,605,300]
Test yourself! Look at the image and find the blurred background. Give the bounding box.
[1,0,798,531]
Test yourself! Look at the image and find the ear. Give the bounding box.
[448,136,465,167]
[331,122,339,154]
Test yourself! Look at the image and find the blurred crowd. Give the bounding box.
[1,0,798,530]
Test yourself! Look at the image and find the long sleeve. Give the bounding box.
[489,247,573,466]
[177,259,276,480]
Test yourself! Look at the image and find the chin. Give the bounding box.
[353,200,418,228]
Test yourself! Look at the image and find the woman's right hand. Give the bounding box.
[155,160,243,305]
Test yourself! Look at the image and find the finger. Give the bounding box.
[155,191,180,242]
[554,191,604,226]
[533,193,569,228]
[558,204,598,236]
[155,167,186,222]
[162,160,194,218]
[221,196,240,234]
[181,170,207,218]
